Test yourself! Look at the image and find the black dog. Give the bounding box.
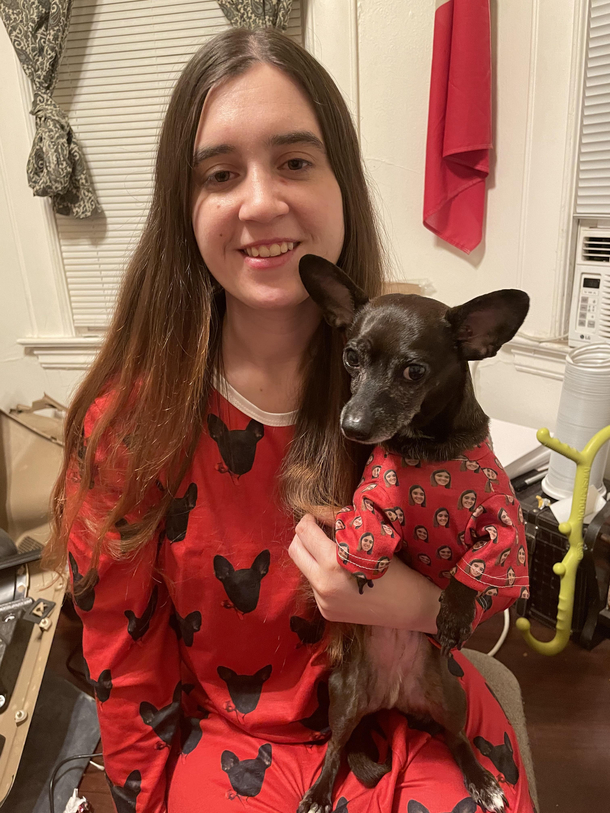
[296,255,529,813]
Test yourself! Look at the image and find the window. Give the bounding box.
[53,0,303,333]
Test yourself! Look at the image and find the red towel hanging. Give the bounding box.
[423,0,492,254]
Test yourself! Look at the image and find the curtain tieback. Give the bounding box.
[27,90,73,197]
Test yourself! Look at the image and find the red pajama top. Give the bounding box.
[334,442,529,629]
[66,386,534,813]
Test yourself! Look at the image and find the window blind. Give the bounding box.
[576,0,610,216]
[53,0,303,332]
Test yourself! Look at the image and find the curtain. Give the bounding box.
[0,0,100,218]
[218,0,293,30]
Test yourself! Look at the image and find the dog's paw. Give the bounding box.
[467,771,508,812]
[437,616,472,657]
[297,789,333,813]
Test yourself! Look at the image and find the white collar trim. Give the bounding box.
[213,373,297,427]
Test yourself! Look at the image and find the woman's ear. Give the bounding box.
[445,289,530,360]
[298,254,368,329]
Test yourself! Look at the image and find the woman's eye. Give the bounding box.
[204,170,234,187]
[344,348,360,369]
[283,158,312,172]
[403,364,426,381]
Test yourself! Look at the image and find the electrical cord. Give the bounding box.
[49,752,103,813]
[487,608,511,658]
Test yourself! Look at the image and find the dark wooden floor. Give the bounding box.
[47,606,610,813]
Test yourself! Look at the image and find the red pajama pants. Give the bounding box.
[166,652,535,813]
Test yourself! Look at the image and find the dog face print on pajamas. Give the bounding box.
[207,414,264,476]
[214,549,270,614]
[221,743,272,798]
[105,770,141,813]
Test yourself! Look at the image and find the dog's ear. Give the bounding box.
[446,289,529,360]
[299,254,368,329]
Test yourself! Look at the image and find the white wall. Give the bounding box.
[0,23,85,414]
[307,0,590,434]
[1,0,589,437]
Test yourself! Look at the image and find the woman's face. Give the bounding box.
[415,527,428,541]
[437,546,452,560]
[191,64,345,313]
[434,471,450,487]
[377,557,390,572]
[436,509,449,526]
[470,561,485,578]
[411,487,425,505]
[461,492,476,510]
[518,546,526,565]
[385,470,398,486]
[360,533,374,552]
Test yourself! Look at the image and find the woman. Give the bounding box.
[44,29,533,813]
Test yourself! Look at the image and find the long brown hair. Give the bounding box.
[43,28,385,584]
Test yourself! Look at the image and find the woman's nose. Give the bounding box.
[238,168,289,223]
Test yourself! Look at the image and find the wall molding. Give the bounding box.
[507,336,569,381]
[304,0,360,135]
[17,337,102,370]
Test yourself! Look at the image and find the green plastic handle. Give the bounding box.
[516,424,610,655]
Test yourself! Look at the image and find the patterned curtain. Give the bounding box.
[218,0,293,31]
[0,0,100,218]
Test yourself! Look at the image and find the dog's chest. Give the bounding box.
[363,627,428,712]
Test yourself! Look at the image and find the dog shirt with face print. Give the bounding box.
[334,442,529,628]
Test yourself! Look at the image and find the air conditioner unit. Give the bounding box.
[568,224,610,347]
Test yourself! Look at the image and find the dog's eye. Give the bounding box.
[404,364,426,381]
[344,348,360,369]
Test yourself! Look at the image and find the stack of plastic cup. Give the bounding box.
[542,343,610,500]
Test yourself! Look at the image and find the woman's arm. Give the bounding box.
[68,401,181,813]
[288,513,441,634]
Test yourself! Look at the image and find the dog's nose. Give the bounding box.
[341,413,372,442]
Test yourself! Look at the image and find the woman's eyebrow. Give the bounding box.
[192,130,326,166]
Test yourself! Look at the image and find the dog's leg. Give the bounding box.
[431,659,507,813]
[298,666,367,813]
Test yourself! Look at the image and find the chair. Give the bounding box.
[463,649,538,811]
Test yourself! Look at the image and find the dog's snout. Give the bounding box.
[341,412,372,442]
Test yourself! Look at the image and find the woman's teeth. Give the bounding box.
[244,242,294,258]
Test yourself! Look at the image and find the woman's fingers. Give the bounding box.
[295,514,337,566]
[288,530,320,584]
[310,505,340,527]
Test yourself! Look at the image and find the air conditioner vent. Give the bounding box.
[583,235,610,262]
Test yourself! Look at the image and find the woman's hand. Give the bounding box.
[288,513,441,633]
